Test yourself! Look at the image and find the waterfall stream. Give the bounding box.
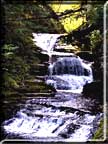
[46,56,93,93]
[2,34,103,142]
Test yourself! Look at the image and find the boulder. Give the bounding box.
[82,81,103,102]
[92,60,103,81]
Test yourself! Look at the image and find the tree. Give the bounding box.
[2,2,65,95]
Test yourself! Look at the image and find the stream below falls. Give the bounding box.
[1,34,103,142]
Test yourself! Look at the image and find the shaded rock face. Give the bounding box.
[92,61,103,81]
[15,78,56,95]
[30,53,49,76]
[38,53,49,63]
[76,52,94,62]
[82,81,103,103]
[54,48,75,53]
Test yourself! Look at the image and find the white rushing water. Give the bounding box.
[47,75,92,94]
[3,97,102,142]
[2,34,102,142]
[32,33,93,93]
[47,56,93,93]
[32,33,65,55]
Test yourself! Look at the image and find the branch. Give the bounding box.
[69,23,103,38]
[57,7,86,19]
[61,23,103,47]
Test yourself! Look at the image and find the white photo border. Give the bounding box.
[1,1,107,143]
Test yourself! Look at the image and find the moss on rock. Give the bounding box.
[16,79,56,94]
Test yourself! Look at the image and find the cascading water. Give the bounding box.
[2,34,103,142]
[32,33,65,56]
[46,56,93,93]
[51,57,91,76]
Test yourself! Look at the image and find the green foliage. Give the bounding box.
[86,4,103,25]
[2,2,65,95]
[2,44,30,92]
[89,30,102,52]
[2,44,18,58]
[85,4,103,52]
[3,72,19,89]
[2,44,18,51]
[93,119,104,140]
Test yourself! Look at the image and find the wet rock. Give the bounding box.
[59,123,80,138]
[16,80,56,94]
[3,118,15,125]
[76,52,94,62]
[30,63,48,76]
[82,81,103,102]
[39,53,49,63]
[54,48,72,53]
[54,48,66,52]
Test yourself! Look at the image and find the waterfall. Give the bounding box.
[47,56,93,93]
[32,33,93,93]
[32,33,65,55]
[50,57,91,76]
[2,34,101,143]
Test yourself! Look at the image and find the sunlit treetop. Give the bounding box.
[49,3,86,33]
